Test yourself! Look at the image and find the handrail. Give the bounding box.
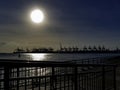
[0,60,117,67]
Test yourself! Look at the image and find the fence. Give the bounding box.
[0,59,117,90]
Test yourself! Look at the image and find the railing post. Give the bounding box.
[74,66,78,90]
[4,66,10,90]
[113,66,116,90]
[102,66,105,90]
[50,66,55,90]
[17,67,19,90]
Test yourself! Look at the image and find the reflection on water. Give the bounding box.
[28,53,47,61]
[21,53,120,61]
[0,53,119,61]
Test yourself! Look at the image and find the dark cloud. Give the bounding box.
[0,42,6,46]
[0,0,120,52]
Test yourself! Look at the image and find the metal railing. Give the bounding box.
[0,59,117,90]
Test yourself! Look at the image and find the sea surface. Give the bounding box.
[0,53,119,89]
[0,53,120,61]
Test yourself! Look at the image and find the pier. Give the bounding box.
[0,57,117,90]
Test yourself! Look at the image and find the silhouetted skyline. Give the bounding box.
[0,0,120,52]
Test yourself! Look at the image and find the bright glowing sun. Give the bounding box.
[30,9,44,23]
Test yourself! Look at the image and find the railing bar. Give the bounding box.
[1,63,117,67]
[17,67,19,90]
[92,73,94,90]
[87,74,89,90]
[84,74,86,90]
[94,72,95,90]
[101,71,102,90]
[45,68,46,90]
[55,71,57,90]
[51,67,55,90]
[74,66,78,90]
[97,72,99,90]
[49,68,51,90]
[80,74,82,90]
[95,72,97,90]
[93,72,95,90]
[78,74,80,90]
[38,77,41,90]
[24,67,27,90]
[60,74,62,90]
[67,74,68,90]
[81,74,83,90]
[32,78,34,90]
[64,74,66,90]
[113,66,116,90]
[69,76,71,90]
[86,73,88,90]
[102,66,105,90]
[88,73,91,90]
[4,67,9,90]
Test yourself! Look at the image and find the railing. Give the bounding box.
[0,59,117,90]
[65,56,114,64]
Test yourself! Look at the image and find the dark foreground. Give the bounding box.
[0,56,119,90]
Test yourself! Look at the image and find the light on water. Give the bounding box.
[0,53,119,61]
[29,53,47,61]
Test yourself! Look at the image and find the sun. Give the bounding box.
[30,9,44,23]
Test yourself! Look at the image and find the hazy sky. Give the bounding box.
[0,0,120,52]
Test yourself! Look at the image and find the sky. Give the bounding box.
[0,0,120,52]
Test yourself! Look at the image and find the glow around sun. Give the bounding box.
[30,9,44,23]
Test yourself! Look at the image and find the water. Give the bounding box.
[0,53,120,61]
[0,53,119,89]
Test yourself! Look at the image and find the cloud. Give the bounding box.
[0,42,7,46]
